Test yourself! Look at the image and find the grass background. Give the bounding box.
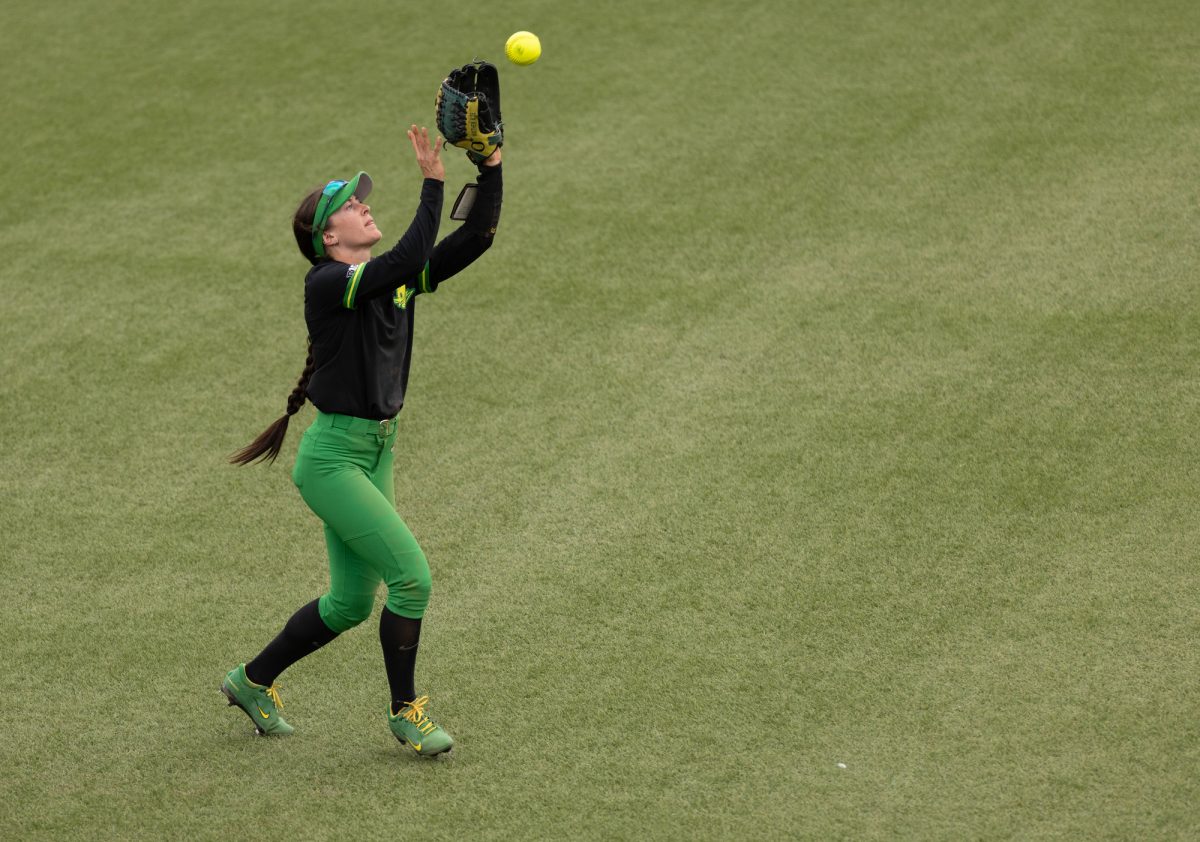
[1,0,1198,838]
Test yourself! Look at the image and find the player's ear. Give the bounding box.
[323,230,337,248]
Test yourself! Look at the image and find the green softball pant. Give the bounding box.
[291,411,431,632]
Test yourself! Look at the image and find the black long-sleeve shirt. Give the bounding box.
[303,164,502,420]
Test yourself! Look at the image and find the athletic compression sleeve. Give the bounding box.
[423,163,503,291]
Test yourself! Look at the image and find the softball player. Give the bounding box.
[221,126,502,757]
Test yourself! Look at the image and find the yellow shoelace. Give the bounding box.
[265,685,284,711]
[401,695,437,735]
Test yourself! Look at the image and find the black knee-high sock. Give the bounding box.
[379,607,421,714]
[245,599,339,687]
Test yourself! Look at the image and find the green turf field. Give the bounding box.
[2,0,1198,838]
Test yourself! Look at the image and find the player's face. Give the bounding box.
[325,196,383,250]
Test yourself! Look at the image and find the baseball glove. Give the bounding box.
[436,60,503,165]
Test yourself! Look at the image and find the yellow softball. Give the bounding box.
[505,31,541,66]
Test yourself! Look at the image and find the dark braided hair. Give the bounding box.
[230,341,316,465]
[229,185,333,466]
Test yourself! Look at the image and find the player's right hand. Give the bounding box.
[408,125,445,182]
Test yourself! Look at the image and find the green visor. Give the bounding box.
[312,171,373,258]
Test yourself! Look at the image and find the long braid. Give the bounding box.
[230,184,329,466]
[230,340,315,466]
[287,342,316,416]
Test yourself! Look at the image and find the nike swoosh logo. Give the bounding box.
[257,706,270,719]
[411,742,422,753]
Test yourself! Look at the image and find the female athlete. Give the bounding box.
[220,125,502,757]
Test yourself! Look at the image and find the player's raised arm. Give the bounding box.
[323,127,445,310]
[424,151,503,290]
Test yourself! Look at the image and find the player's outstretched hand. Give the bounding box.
[408,125,445,182]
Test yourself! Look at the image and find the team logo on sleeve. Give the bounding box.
[393,285,412,310]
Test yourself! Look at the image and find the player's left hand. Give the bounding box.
[436,61,503,165]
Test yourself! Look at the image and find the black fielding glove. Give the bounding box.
[435,61,503,165]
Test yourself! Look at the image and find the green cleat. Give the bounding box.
[220,664,294,736]
[388,696,454,757]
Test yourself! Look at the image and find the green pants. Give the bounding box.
[292,411,431,631]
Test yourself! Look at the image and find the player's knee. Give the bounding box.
[410,566,432,607]
[319,592,375,633]
[385,562,431,618]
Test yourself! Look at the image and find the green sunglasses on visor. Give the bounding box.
[312,171,373,258]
